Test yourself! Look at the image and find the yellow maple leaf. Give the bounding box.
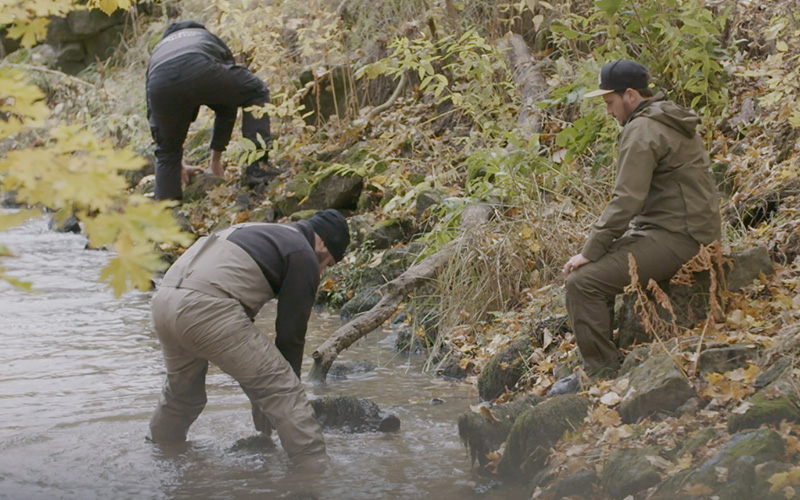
[769,467,800,493]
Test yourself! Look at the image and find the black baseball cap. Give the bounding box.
[585,59,649,98]
[308,209,350,262]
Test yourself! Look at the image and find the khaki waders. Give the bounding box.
[148,227,325,462]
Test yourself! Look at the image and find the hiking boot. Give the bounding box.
[244,160,283,188]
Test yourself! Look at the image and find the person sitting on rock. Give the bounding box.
[146,20,279,201]
[148,209,350,470]
[562,59,721,378]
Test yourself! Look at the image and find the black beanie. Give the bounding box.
[308,209,350,262]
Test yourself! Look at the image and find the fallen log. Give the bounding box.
[308,204,491,382]
[498,33,548,134]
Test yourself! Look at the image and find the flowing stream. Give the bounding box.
[0,216,527,500]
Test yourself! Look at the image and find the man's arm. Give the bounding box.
[581,123,660,261]
[274,251,320,377]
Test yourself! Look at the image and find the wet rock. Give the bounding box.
[477,338,533,401]
[326,360,376,380]
[457,394,543,469]
[48,214,81,233]
[697,344,758,373]
[728,391,800,434]
[601,447,662,498]
[303,172,362,211]
[310,395,399,433]
[433,355,467,380]
[619,353,695,423]
[497,394,589,480]
[651,428,786,500]
[230,433,276,452]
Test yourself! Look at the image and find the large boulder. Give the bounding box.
[651,428,786,500]
[497,394,589,480]
[618,353,695,423]
[457,394,543,469]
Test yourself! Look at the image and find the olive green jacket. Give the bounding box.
[582,93,721,262]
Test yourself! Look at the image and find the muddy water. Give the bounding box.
[0,217,527,500]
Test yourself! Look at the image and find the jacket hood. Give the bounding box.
[629,92,700,138]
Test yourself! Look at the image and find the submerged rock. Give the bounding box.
[310,395,400,433]
[326,360,377,380]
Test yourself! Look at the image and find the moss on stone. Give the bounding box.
[728,392,800,433]
[457,394,543,468]
[497,394,589,480]
[477,339,533,401]
[601,447,662,498]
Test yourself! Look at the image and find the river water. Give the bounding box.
[0,217,527,500]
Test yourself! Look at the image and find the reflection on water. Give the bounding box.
[0,217,526,500]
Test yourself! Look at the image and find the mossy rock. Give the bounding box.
[477,338,533,401]
[728,391,800,433]
[310,395,398,433]
[497,394,589,480]
[669,426,717,460]
[651,428,786,500]
[271,173,313,216]
[289,209,318,221]
[457,394,543,468]
[601,447,662,498]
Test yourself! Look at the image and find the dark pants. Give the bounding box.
[565,230,700,375]
[146,53,271,201]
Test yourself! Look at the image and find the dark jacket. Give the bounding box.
[147,21,235,76]
[582,92,722,261]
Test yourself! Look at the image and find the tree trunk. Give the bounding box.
[308,204,491,382]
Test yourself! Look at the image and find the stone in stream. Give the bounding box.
[310,395,400,433]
